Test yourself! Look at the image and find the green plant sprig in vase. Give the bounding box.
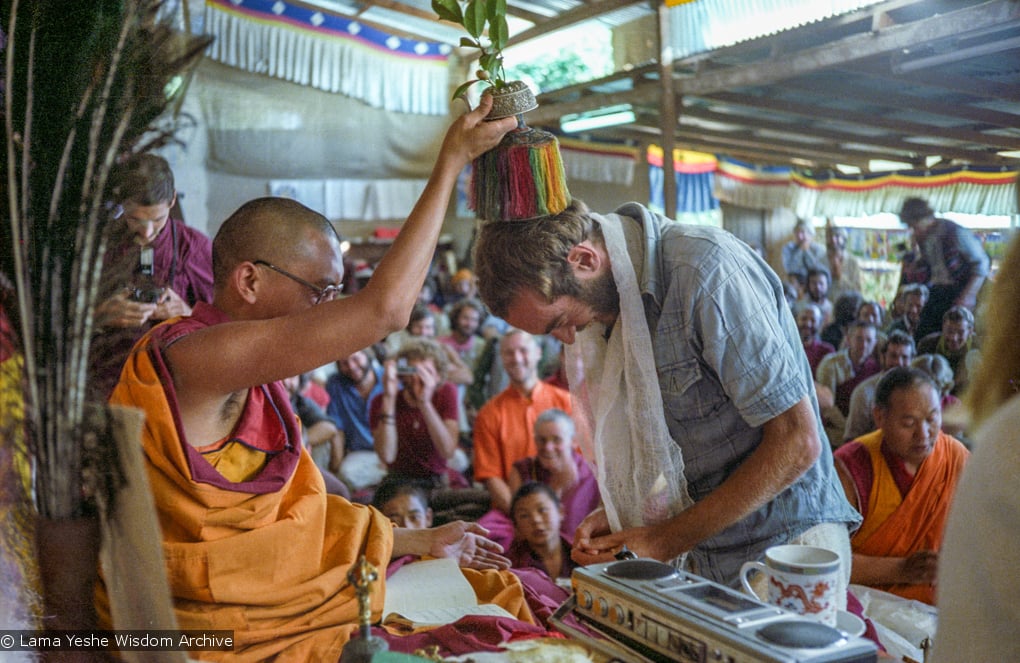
[432,0,510,102]
[433,0,569,221]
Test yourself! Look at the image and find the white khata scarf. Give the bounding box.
[565,211,693,533]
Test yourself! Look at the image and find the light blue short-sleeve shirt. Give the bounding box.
[616,202,861,586]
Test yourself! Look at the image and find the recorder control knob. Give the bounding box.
[611,604,627,625]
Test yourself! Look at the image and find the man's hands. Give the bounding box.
[392,521,510,571]
[427,521,510,570]
[95,291,158,328]
[96,287,190,328]
[850,550,939,587]
[152,287,192,320]
[405,360,440,408]
[571,507,674,565]
[900,550,938,585]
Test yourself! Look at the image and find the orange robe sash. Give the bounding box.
[851,429,968,604]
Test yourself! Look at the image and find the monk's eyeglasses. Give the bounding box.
[253,260,343,304]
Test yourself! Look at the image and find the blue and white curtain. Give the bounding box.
[204,0,452,115]
[648,146,721,221]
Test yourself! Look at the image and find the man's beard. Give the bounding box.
[578,267,620,319]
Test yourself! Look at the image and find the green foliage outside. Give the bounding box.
[506,50,601,93]
[503,25,614,94]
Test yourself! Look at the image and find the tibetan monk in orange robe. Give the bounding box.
[834,367,968,604]
[94,101,519,660]
[97,308,530,659]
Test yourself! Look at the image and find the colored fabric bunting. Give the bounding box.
[648,147,723,214]
[715,156,794,210]
[792,165,1018,218]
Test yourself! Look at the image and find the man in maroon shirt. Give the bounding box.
[89,154,213,398]
[795,301,835,375]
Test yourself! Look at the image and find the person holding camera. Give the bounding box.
[90,153,213,398]
[370,336,469,490]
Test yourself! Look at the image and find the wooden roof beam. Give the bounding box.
[678,105,1004,163]
[846,58,1020,103]
[528,83,659,126]
[667,126,917,167]
[781,78,1020,130]
[617,124,873,168]
[507,0,647,47]
[700,90,1020,151]
[534,64,658,105]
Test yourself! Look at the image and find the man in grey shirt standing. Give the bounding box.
[473,199,861,590]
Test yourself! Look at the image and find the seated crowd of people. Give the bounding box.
[784,234,985,611]
[291,267,600,578]
[75,137,605,641]
[264,208,991,653]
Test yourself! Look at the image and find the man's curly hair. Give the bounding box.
[472,199,597,317]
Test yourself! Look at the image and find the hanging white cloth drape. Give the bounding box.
[204,0,451,115]
[713,157,794,210]
[559,139,639,185]
[269,179,428,221]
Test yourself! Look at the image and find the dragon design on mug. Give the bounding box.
[770,576,833,614]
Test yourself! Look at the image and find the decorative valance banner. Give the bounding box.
[651,152,1018,218]
[269,179,429,221]
[560,138,639,185]
[792,165,1019,219]
[647,146,720,215]
[204,0,451,115]
[714,156,794,210]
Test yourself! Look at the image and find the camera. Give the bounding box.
[395,358,417,376]
[130,286,164,304]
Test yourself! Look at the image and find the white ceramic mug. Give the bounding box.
[739,544,840,627]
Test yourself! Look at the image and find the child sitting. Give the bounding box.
[507,482,578,583]
[372,477,434,530]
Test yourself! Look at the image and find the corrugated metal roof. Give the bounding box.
[238,0,1020,170]
[668,0,885,58]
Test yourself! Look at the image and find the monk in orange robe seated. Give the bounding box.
[97,100,522,660]
[833,366,968,604]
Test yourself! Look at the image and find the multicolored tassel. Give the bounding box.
[471,123,570,222]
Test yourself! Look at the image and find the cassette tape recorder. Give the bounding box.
[550,559,878,663]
